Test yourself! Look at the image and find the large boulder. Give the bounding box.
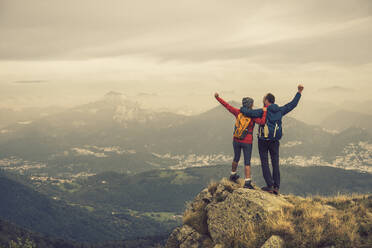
[206,188,290,245]
[167,179,371,248]
[166,179,291,248]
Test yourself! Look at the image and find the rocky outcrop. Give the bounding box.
[167,179,372,248]
[206,188,290,246]
[166,179,292,248]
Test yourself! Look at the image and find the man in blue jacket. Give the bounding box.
[240,85,304,195]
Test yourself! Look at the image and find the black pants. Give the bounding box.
[258,139,280,188]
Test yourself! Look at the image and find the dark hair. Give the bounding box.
[265,93,275,104]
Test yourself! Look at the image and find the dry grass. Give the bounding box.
[207,180,219,195]
[270,195,372,248]
[189,180,372,248]
[231,222,270,248]
[230,195,372,248]
[183,200,209,234]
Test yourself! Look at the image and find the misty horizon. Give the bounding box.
[0,0,372,112]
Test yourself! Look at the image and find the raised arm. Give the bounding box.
[214,93,239,116]
[280,85,304,116]
[239,107,264,118]
[253,107,267,125]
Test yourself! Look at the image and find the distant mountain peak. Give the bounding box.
[102,91,129,105]
[104,91,123,97]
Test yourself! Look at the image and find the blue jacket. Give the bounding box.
[240,92,301,140]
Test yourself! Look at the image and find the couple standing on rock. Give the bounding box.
[215,84,304,195]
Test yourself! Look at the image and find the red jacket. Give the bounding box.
[216,96,267,144]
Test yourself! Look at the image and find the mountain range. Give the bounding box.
[321,110,372,133]
[0,92,370,177]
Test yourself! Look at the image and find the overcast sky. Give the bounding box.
[0,0,371,112]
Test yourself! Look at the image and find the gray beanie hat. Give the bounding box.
[242,97,254,109]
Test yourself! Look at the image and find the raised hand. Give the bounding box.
[298,84,304,93]
[214,92,219,98]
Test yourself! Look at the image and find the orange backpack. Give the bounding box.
[233,113,252,139]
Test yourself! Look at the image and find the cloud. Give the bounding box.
[17,121,33,125]
[137,92,158,97]
[0,0,371,65]
[154,17,372,65]
[317,86,355,93]
[0,0,372,110]
[71,148,107,158]
[13,80,48,84]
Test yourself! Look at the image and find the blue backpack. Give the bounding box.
[258,105,283,140]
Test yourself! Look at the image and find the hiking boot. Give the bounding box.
[273,187,280,195]
[229,173,240,183]
[243,181,254,189]
[261,186,274,194]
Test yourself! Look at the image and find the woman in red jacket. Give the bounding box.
[214,93,267,189]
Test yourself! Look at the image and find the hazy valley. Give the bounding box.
[0,92,371,246]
